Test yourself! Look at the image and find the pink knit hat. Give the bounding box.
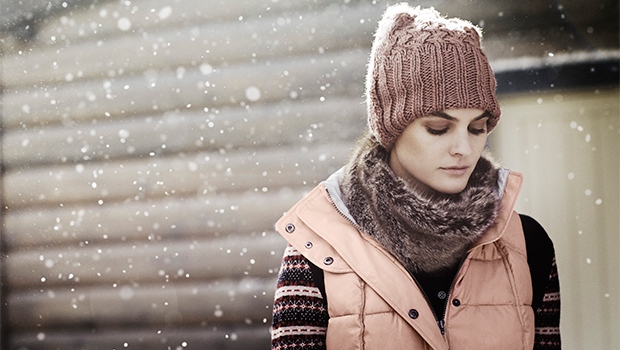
[366,4,501,150]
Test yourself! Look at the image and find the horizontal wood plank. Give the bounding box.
[7,277,276,329]
[3,48,367,129]
[11,326,270,350]
[3,2,376,88]
[10,326,270,350]
[31,0,346,49]
[3,141,352,209]
[6,233,285,288]
[3,188,309,250]
[2,97,365,168]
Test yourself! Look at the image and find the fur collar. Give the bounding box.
[340,130,500,277]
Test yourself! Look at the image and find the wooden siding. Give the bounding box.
[0,0,371,348]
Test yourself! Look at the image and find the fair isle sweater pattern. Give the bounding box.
[271,245,328,350]
[532,257,562,349]
[271,244,562,350]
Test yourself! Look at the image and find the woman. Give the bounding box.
[271,4,560,349]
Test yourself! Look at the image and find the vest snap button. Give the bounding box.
[452,298,461,307]
[285,223,295,233]
[323,257,334,265]
[305,242,313,249]
[408,309,419,319]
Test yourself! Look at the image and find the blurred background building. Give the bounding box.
[0,0,618,349]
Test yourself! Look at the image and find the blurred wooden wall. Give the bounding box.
[0,0,369,348]
[0,0,618,349]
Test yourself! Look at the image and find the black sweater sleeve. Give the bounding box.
[520,214,555,312]
[520,214,562,349]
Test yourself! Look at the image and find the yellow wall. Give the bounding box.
[491,87,619,350]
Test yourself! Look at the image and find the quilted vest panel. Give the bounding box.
[323,212,534,350]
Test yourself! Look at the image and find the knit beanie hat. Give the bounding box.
[366,4,501,150]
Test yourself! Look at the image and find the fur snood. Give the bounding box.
[340,130,500,277]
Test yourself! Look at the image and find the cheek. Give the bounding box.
[472,135,488,152]
[478,137,488,151]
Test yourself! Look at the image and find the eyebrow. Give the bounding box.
[427,111,491,121]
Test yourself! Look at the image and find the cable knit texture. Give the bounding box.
[340,130,500,276]
[366,4,501,149]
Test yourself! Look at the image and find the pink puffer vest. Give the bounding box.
[277,171,534,350]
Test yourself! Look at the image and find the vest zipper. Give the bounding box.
[407,273,445,334]
[438,253,469,336]
[324,188,364,232]
[437,319,446,335]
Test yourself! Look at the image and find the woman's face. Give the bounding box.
[389,108,490,195]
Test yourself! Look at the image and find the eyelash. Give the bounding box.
[469,128,486,135]
[426,127,487,136]
[427,127,448,135]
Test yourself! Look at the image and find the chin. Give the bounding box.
[431,181,468,195]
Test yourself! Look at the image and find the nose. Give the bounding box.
[450,130,473,157]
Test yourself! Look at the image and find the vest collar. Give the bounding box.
[469,170,523,250]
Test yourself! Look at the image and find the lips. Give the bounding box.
[441,166,469,176]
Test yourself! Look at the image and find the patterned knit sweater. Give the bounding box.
[271,245,329,350]
[271,215,561,350]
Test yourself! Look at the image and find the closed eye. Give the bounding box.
[426,127,449,135]
[469,127,486,135]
